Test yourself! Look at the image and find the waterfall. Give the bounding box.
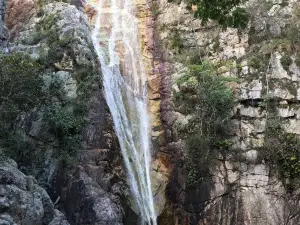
[89,0,157,224]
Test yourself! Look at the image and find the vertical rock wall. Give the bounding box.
[155,0,300,224]
[3,1,126,224]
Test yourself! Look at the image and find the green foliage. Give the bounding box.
[25,13,59,45]
[0,8,99,176]
[0,52,95,171]
[280,54,292,71]
[175,61,235,187]
[170,0,249,29]
[295,55,300,67]
[248,54,270,71]
[33,13,75,67]
[262,1,273,11]
[0,53,44,125]
[0,53,46,175]
[170,29,184,54]
[149,2,162,18]
[212,36,221,52]
[46,104,84,164]
[176,62,235,135]
[262,119,300,190]
[36,0,70,10]
[186,135,212,186]
[23,12,77,69]
[280,0,289,7]
[3,132,44,177]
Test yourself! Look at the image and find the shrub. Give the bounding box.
[149,2,162,18]
[46,104,85,165]
[170,29,184,54]
[280,54,292,71]
[186,135,213,186]
[262,118,300,190]
[175,61,235,186]
[0,53,47,174]
[0,53,45,126]
[169,0,249,29]
[295,55,300,67]
[176,62,235,136]
[248,54,270,71]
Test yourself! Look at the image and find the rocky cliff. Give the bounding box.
[155,0,300,224]
[3,0,300,224]
[1,0,127,224]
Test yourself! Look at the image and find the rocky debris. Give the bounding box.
[0,156,69,225]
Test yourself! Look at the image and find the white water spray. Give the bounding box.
[89,0,157,224]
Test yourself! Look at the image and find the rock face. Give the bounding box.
[0,0,7,51]
[156,0,300,224]
[5,0,300,224]
[5,0,35,39]
[5,0,99,180]
[3,1,126,224]
[63,165,123,225]
[0,156,69,225]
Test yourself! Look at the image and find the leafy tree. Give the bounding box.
[170,0,249,29]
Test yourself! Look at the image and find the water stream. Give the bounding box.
[88,0,157,224]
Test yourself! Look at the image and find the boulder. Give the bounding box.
[0,156,69,225]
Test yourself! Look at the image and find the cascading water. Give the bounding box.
[87,0,157,224]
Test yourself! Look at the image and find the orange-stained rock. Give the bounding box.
[5,0,36,39]
[83,0,163,141]
[148,74,161,93]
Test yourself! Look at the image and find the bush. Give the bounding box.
[295,55,300,67]
[175,61,235,186]
[186,135,212,186]
[0,53,47,174]
[262,118,300,190]
[170,29,184,54]
[46,104,85,164]
[176,62,235,136]
[0,52,90,170]
[248,54,270,71]
[169,0,249,29]
[280,54,292,71]
[0,53,45,126]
